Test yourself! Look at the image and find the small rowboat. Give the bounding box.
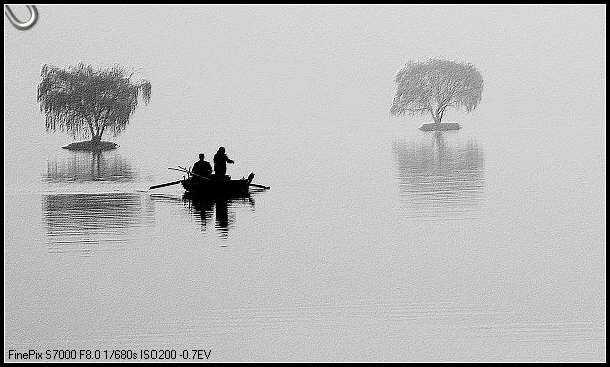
[181,173,254,197]
[149,168,269,195]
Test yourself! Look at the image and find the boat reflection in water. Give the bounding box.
[42,193,155,255]
[392,131,485,220]
[186,193,255,239]
[43,151,137,183]
[150,192,256,239]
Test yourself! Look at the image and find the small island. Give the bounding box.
[62,141,119,151]
[37,63,151,151]
[419,122,461,131]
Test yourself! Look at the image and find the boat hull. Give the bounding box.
[181,177,251,197]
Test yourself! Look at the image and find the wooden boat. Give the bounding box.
[149,168,268,196]
[181,173,254,197]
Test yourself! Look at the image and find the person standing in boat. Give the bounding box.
[192,153,212,181]
[213,146,234,179]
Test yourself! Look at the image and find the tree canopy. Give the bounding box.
[37,63,151,142]
[390,58,483,124]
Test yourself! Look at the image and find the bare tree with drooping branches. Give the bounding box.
[390,58,483,128]
[37,63,151,148]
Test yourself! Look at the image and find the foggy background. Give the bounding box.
[4,5,606,362]
[5,5,605,189]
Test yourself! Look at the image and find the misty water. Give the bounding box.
[4,6,605,362]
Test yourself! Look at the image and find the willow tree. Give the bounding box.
[37,63,151,149]
[390,58,483,129]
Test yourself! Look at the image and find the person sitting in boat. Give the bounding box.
[192,153,212,181]
[213,146,234,179]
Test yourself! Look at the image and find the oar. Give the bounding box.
[177,166,214,180]
[249,183,270,190]
[149,180,183,190]
[169,167,188,174]
[169,167,212,181]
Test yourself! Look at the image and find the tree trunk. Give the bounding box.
[432,113,442,129]
[91,134,101,144]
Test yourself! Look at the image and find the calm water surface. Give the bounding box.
[4,123,605,361]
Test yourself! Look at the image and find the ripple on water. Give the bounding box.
[392,132,485,220]
[42,192,155,255]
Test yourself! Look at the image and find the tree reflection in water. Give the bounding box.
[392,131,485,220]
[42,192,155,255]
[43,151,137,182]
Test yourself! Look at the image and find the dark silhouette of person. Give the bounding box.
[213,147,234,179]
[192,153,212,181]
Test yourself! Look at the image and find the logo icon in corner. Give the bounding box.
[5,5,38,31]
